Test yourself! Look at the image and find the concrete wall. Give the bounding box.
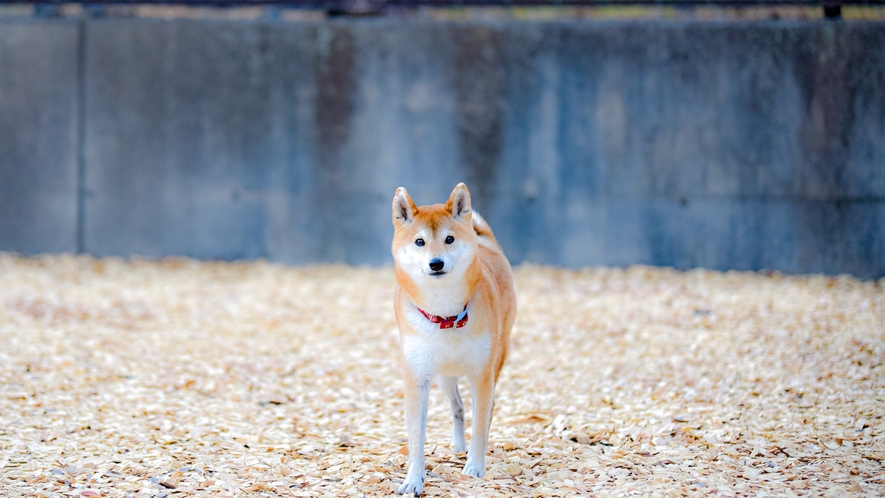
[1,19,884,278]
[0,22,80,254]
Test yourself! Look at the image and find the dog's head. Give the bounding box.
[391,183,478,280]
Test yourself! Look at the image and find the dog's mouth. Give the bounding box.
[429,271,447,277]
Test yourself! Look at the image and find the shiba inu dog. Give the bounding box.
[391,183,516,496]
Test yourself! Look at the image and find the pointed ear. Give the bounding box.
[392,187,418,229]
[446,183,472,221]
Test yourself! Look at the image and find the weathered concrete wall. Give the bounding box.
[1,19,884,277]
[0,21,80,254]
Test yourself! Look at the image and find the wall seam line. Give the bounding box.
[76,19,87,254]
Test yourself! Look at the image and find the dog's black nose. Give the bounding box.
[429,259,444,272]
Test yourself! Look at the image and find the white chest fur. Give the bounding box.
[401,306,491,379]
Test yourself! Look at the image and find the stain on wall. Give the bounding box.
[453,26,505,217]
[314,24,357,262]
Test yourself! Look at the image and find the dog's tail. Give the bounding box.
[472,212,503,252]
[472,211,492,237]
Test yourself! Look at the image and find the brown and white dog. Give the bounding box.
[391,183,516,496]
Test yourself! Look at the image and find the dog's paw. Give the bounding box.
[461,461,484,478]
[397,475,424,496]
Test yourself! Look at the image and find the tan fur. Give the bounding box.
[391,183,516,495]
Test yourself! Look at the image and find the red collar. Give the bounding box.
[417,304,469,329]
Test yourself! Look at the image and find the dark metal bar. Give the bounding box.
[1,0,882,6]
[824,2,844,17]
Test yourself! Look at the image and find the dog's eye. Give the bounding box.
[415,238,425,247]
[445,236,455,244]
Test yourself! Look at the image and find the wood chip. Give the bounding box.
[0,255,882,496]
[159,477,179,489]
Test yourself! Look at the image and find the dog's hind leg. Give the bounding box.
[440,376,466,452]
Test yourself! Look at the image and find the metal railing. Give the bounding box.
[1,0,882,19]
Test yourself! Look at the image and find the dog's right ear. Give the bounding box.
[392,187,418,229]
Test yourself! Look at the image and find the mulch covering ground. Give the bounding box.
[1,254,883,497]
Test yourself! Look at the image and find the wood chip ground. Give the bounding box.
[1,254,883,497]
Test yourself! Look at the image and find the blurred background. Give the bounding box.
[1,0,883,278]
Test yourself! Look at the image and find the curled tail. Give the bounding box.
[472,212,502,252]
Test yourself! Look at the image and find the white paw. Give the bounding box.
[461,461,484,478]
[452,439,466,452]
[397,474,424,496]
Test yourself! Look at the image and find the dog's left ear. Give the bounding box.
[446,183,473,222]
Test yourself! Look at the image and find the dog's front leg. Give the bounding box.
[463,371,494,478]
[398,369,430,496]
